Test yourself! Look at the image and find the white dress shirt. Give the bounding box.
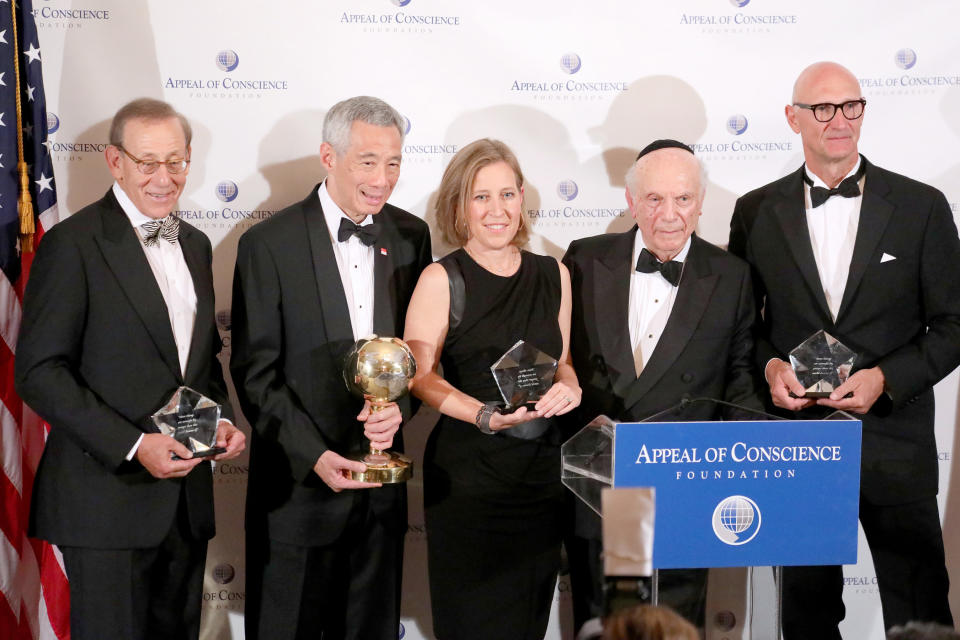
[628,235,691,377]
[113,182,198,459]
[804,157,864,322]
[319,181,376,341]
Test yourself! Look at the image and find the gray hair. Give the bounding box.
[624,149,708,200]
[322,96,405,155]
[109,97,192,148]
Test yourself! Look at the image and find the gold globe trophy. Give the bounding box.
[343,335,416,483]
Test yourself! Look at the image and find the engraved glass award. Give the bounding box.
[151,386,226,459]
[789,330,857,398]
[491,340,558,411]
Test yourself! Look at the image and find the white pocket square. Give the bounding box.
[881,253,896,263]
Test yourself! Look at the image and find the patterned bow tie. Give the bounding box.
[635,248,683,286]
[806,163,866,208]
[140,215,180,246]
[337,217,380,247]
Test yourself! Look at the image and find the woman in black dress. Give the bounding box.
[404,138,581,639]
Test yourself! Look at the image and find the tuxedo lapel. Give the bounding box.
[179,222,214,384]
[836,161,895,322]
[94,191,182,381]
[772,168,832,323]
[372,212,398,337]
[303,189,356,360]
[593,228,637,399]
[622,235,719,411]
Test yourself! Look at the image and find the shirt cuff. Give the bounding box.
[126,433,145,461]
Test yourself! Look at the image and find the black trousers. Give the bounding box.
[245,493,404,640]
[60,497,207,640]
[782,496,952,639]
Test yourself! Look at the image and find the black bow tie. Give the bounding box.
[140,215,179,246]
[337,217,380,246]
[635,248,682,286]
[805,163,866,208]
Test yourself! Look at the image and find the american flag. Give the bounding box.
[0,0,68,638]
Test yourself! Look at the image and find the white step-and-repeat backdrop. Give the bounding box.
[34,1,960,638]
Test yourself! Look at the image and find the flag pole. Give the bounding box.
[10,0,33,254]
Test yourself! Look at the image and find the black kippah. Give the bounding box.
[636,139,695,160]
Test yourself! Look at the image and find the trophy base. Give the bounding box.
[349,451,413,484]
[788,391,853,399]
[173,446,227,461]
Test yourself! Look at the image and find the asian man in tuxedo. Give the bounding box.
[231,96,432,640]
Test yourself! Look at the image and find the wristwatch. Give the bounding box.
[474,403,499,435]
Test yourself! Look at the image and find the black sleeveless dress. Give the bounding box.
[424,249,566,640]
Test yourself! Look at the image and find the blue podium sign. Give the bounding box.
[612,420,861,569]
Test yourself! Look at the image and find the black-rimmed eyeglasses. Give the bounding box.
[792,99,866,123]
[116,146,190,175]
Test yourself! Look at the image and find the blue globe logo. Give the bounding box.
[729,0,750,7]
[401,115,411,135]
[560,53,581,75]
[215,50,240,72]
[712,495,761,545]
[391,0,412,6]
[726,114,748,136]
[894,48,917,70]
[216,180,239,203]
[398,622,406,638]
[212,563,235,585]
[557,179,579,201]
[46,112,60,134]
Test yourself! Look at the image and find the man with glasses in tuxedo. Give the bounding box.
[16,98,245,639]
[729,61,960,638]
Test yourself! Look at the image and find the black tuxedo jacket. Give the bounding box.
[729,158,960,505]
[230,185,432,547]
[564,230,761,428]
[15,189,230,548]
[563,231,761,540]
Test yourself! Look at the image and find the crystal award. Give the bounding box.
[151,386,226,459]
[788,330,857,398]
[491,340,558,411]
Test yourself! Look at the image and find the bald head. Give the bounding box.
[792,61,860,104]
[786,61,864,185]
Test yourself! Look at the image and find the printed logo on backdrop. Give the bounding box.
[527,178,625,230]
[680,0,798,34]
[399,115,457,164]
[339,0,462,34]
[43,112,110,163]
[164,50,290,100]
[203,563,244,610]
[688,112,792,160]
[212,563,235,585]
[859,48,959,96]
[216,309,232,350]
[215,49,240,72]
[511,53,628,102]
[32,1,111,29]
[216,181,239,203]
[176,183,278,232]
[844,574,879,595]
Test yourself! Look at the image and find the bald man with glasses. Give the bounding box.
[729,61,960,638]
